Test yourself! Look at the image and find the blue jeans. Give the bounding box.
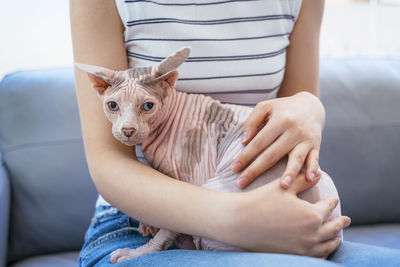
[79,205,400,267]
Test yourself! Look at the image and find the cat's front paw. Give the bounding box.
[138,222,159,237]
[110,248,140,264]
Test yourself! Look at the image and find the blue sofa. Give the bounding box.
[1,59,399,266]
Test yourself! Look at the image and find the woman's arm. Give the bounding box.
[233,0,326,189]
[278,0,324,97]
[70,0,348,257]
[70,0,229,239]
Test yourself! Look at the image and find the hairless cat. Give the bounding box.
[76,47,341,264]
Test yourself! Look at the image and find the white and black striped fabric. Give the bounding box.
[115,0,303,105]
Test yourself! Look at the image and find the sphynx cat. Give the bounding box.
[76,47,341,264]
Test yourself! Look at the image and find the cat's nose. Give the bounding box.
[122,127,136,137]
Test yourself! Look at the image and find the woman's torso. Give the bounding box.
[115,0,303,105]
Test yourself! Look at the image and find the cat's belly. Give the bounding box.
[202,156,340,210]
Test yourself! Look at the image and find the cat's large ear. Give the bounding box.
[152,47,191,87]
[74,63,118,96]
[155,47,191,78]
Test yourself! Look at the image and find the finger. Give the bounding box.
[287,172,321,195]
[232,119,283,173]
[280,142,312,189]
[241,101,273,144]
[306,148,320,182]
[236,131,294,189]
[307,237,342,258]
[313,198,340,221]
[318,216,351,242]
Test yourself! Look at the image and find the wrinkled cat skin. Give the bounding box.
[76,47,341,264]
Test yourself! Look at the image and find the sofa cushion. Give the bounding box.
[0,69,98,263]
[11,251,78,267]
[319,59,400,226]
[344,224,400,250]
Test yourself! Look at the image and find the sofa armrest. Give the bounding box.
[0,152,10,267]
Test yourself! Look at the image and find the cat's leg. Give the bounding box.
[175,234,197,249]
[138,222,159,237]
[110,229,178,263]
[194,236,246,252]
[192,236,203,250]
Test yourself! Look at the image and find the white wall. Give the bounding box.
[0,0,399,80]
[321,0,400,58]
[0,0,72,78]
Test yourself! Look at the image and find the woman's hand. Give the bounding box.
[232,91,325,189]
[222,174,350,258]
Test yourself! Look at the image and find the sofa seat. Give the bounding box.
[11,251,79,267]
[344,224,400,250]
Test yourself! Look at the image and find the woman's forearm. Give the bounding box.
[89,148,234,239]
[70,0,233,242]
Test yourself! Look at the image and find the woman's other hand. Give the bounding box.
[223,173,350,258]
[233,91,325,189]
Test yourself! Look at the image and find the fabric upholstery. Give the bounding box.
[0,69,98,263]
[319,59,400,225]
[344,224,400,250]
[0,152,11,267]
[11,251,78,267]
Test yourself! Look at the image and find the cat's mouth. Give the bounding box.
[122,138,137,146]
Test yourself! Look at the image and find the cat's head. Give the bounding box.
[75,47,191,146]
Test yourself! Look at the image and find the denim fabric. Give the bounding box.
[329,241,400,266]
[79,205,400,267]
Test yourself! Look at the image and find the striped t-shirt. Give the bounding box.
[115,0,303,105]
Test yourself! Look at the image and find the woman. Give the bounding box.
[71,0,400,266]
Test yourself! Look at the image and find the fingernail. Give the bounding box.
[345,218,351,228]
[334,198,339,206]
[232,162,242,172]
[282,176,292,187]
[241,132,249,143]
[237,177,249,188]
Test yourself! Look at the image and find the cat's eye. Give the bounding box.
[107,101,119,111]
[142,102,154,111]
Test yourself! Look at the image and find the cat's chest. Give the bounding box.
[151,129,216,185]
[142,99,250,185]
